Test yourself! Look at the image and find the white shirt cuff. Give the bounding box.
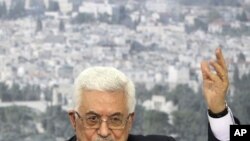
[208,107,235,141]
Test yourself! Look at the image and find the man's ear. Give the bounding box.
[130,112,135,123]
[68,110,76,129]
[128,112,135,131]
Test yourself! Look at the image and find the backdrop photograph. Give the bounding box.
[0,0,250,141]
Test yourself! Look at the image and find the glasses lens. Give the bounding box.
[109,117,124,128]
[84,115,100,128]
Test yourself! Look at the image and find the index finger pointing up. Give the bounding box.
[215,48,227,71]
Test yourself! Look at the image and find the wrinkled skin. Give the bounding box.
[201,48,229,113]
[68,90,134,141]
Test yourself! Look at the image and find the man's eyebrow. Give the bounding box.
[85,111,100,116]
[85,111,124,116]
[109,112,123,116]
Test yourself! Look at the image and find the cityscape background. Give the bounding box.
[0,0,250,141]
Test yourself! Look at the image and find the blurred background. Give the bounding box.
[0,0,250,141]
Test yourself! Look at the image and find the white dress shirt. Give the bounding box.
[208,107,236,141]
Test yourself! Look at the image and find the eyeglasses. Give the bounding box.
[74,111,132,130]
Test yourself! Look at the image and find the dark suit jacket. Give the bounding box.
[67,134,175,141]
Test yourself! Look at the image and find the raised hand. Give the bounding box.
[201,48,229,113]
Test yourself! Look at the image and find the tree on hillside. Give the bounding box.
[41,106,73,138]
[0,106,38,140]
[0,82,8,100]
[207,10,221,22]
[47,0,59,12]
[0,1,7,18]
[233,66,240,87]
[72,13,95,24]
[166,85,197,109]
[238,52,246,62]
[59,20,65,32]
[1,82,44,101]
[143,110,173,135]
[131,105,145,134]
[231,71,250,124]
[236,11,248,22]
[8,0,26,19]
[36,18,43,32]
[135,83,150,103]
[172,109,207,141]
[167,85,207,140]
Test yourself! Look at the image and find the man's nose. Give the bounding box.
[97,120,111,138]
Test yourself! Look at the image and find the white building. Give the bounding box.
[167,65,190,86]
[43,0,49,9]
[168,65,178,83]
[145,0,179,13]
[244,0,250,4]
[208,21,223,34]
[142,95,178,124]
[185,15,196,26]
[58,0,73,14]
[78,1,113,18]
[0,101,48,112]
[52,84,73,106]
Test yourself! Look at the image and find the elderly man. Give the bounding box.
[67,48,238,141]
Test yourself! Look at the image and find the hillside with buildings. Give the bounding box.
[0,0,250,140]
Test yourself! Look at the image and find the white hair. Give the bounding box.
[73,66,136,113]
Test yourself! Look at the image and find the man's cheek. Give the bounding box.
[87,130,99,141]
[77,129,97,141]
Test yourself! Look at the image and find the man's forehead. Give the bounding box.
[80,89,126,100]
[77,90,128,114]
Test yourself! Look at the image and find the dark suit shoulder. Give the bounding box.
[67,135,76,141]
[67,134,175,141]
[128,134,176,141]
